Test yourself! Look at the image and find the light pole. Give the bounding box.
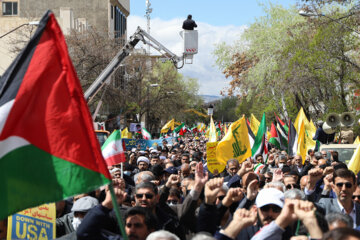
[207,104,214,117]
[146,83,159,132]
[299,10,360,35]
[0,21,39,39]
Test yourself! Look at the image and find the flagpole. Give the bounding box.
[109,184,128,240]
[120,162,124,178]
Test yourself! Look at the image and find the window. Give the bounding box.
[2,2,18,16]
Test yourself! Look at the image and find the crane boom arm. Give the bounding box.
[84,26,184,103]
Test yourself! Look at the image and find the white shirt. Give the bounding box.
[336,198,357,228]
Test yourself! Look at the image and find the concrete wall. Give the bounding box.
[0,16,29,75]
[19,0,108,31]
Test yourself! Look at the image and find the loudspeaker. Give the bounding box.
[323,122,336,134]
[340,112,355,128]
[325,113,340,128]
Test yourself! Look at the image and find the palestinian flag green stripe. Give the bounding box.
[0,144,109,219]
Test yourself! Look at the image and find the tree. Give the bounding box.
[144,61,203,134]
[212,97,238,122]
[213,2,360,121]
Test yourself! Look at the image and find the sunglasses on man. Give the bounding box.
[335,182,353,189]
[352,195,360,200]
[135,193,154,199]
[286,184,300,190]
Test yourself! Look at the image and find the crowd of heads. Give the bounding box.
[3,134,360,240]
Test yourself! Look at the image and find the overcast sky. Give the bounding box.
[127,0,295,96]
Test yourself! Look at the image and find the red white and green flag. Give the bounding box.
[141,127,152,140]
[0,11,111,219]
[101,130,126,166]
[252,113,266,156]
[288,119,299,157]
[269,122,281,149]
[173,123,187,136]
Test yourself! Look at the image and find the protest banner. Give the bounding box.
[7,203,56,240]
[206,142,225,174]
[122,137,176,150]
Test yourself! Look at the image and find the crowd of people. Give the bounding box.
[51,135,360,239]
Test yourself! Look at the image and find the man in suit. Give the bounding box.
[290,155,304,176]
[306,168,360,228]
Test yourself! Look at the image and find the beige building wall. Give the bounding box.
[0,0,129,76]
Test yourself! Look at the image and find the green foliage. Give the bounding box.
[212,96,239,122]
[213,1,360,122]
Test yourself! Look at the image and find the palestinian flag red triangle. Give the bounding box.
[0,11,111,219]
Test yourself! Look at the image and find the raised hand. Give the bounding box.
[237,161,253,177]
[222,187,245,207]
[293,200,322,239]
[233,208,257,228]
[165,174,180,188]
[323,173,333,191]
[102,179,127,209]
[275,199,297,229]
[204,177,224,205]
[193,162,209,192]
[307,168,323,190]
[293,200,316,221]
[272,168,284,182]
[223,208,257,239]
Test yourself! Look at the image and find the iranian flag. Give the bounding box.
[142,127,152,140]
[101,130,126,166]
[0,11,111,219]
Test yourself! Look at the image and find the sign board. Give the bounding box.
[123,137,177,150]
[129,123,141,132]
[7,203,56,240]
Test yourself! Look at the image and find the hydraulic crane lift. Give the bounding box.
[84,26,198,104]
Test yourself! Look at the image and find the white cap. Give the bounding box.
[150,149,158,154]
[131,148,137,152]
[137,156,149,165]
[256,188,284,208]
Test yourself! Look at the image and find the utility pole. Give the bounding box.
[145,0,152,54]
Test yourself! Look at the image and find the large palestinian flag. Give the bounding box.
[0,11,111,219]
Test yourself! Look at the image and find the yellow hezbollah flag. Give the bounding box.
[250,114,260,136]
[294,107,316,152]
[354,136,360,145]
[161,119,175,133]
[297,121,307,163]
[348,143,360,174]
[216,116,251,165]
[209,116,217,142]
[121,127,132,139]
[309,119,317,133]
[206,142,225,174]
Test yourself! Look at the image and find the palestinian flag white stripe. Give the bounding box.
[0,100,14,133]
[0,136,30,159]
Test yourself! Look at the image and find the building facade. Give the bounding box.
[0,0,129,75]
